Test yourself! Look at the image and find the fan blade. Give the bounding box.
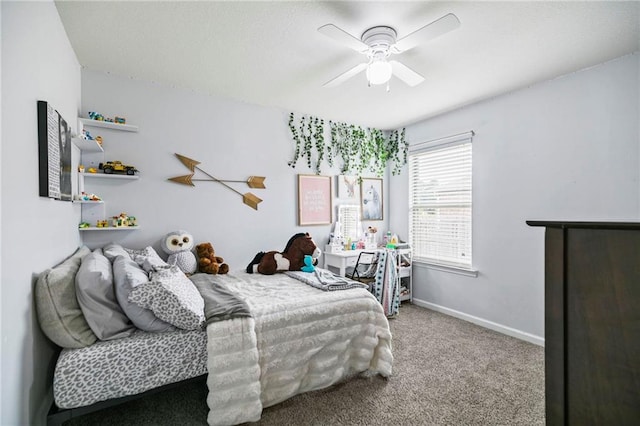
[323,63,367,88]
[390,60,425,87]
[393,13,460,53]
[318,24,369,53]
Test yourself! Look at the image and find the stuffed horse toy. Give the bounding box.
[246,232,321,275]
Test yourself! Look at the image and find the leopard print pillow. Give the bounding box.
[128,265,205,330]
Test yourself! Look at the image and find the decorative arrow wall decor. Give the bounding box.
[168,153,265,210]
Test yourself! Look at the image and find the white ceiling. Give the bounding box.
[55,1,640,130]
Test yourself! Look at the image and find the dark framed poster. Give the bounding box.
[38,101,72,201]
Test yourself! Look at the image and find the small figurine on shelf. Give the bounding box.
[88,111,104,121]
[78,165,85,173]
[82,129,94,140]
[114,116,126,124]
[99,161,138,175]
[112,212,135,227]
[87,193,101,201]
[95,136,103,146]
[96,220,109,228]
[87,167,98,173]
[78,222,90,229]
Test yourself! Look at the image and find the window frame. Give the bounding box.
[408,131,477,276]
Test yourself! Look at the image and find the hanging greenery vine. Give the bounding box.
[387,128,408,176]
[287,113,325,174]
[287,112,408,180]
[287,112,301,168]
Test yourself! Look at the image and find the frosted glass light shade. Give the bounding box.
[366,60,392,85]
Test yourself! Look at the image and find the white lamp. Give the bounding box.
[366,59,393,85]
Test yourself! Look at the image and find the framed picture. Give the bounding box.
[337,175,360,200]
[298,174,332,225]
[360,177,383,221]
[37,100,72,201]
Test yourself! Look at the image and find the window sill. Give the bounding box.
[414,261,479,277]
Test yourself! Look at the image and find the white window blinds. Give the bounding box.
[409,131,473,269]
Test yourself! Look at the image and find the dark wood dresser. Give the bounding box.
[527,221,639,425]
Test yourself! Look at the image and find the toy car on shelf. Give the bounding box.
[98,161,138,175]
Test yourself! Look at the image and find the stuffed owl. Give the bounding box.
[161,230,197,274]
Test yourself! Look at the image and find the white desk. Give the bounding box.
[323,247,413,303]
[323,249,377,277]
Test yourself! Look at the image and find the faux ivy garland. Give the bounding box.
[287,113,325,174]
[287,112,408,179]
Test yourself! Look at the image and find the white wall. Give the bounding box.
[0,4,4,421]
[3,3,637,423]
[389,53,640,343]
[1,2,82,425]
[78,70,388,267]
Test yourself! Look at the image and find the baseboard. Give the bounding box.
[411,298,545,347]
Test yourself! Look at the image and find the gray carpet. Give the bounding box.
[65,304,544,425]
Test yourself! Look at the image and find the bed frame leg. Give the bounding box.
[46,402,71,426]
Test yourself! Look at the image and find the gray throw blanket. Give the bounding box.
[189,273,252,324]
[284,268,369,291]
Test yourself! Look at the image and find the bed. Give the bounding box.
[38,245,393,426]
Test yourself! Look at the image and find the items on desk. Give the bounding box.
[326,232,344,254]
[365,226,378,249]
[386,234,398,249]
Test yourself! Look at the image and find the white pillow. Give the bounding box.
[103,242,131,263]
[128,246,168,273]
[128,265,205,330]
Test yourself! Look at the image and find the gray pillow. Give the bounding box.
[35,246,97,348]
[113,255,173,332]
[76,248,136,340]
[128,265,205,331]
[103,242,131,263]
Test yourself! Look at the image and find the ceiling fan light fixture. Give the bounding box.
[366,60,392,85]
[318,14,460,88]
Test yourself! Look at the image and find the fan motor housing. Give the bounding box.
[361,26,397,56]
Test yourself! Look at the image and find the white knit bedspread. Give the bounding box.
[204,270,393,426]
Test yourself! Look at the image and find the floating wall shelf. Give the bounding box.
[80,172,139,180]
[79,226,141,232]
[77,113,140,235]
[80,118,138,132]
[72,137,103,153]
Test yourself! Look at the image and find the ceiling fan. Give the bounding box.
[318,13,460,89]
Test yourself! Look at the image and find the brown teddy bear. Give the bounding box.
[196,242,229,274]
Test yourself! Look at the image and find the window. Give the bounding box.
[409,131,473,271]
